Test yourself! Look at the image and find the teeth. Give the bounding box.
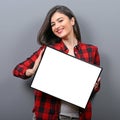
[57,29,62,33]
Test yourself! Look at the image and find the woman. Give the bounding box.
[13,5,101,120]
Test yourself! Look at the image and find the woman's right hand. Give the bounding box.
[26,48,45,77]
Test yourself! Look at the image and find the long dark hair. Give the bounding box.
[37,5,81,45]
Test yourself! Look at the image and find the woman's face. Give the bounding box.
[51,12,75,39]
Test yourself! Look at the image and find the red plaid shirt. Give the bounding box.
[13,41,100,120]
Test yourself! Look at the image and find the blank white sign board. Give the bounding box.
[31,47,102,108]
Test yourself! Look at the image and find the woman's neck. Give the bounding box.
[62,37,78,56]
[62,37,78,50]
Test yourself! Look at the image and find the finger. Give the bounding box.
[97,77,101,82]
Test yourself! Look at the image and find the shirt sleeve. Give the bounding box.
[94,47,100,66]
[12,46,44,79]
[93,47,101,93]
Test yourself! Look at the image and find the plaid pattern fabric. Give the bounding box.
[13,41,100,120]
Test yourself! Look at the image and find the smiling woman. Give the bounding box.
[51,12,75,38]
[51,12,77,56]
[37,5,81,46]
[13,5,101,120]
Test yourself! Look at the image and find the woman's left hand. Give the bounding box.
[94,77,101,91]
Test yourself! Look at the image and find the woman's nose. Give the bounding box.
[54,23,60,28]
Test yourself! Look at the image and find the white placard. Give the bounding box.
[31,47,102,108]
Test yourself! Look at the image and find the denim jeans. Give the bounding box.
[32,113,79,120]
[59,115,79,120]
[32,113,36,120]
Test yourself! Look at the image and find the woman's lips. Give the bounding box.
[56,28,63,34]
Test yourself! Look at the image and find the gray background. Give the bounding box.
[0,0,119,120]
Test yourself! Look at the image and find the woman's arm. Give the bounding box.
[25,48,45,77]
[13,46,45,79]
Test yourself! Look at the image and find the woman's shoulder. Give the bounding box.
[79,42,98,49]
[31,45,46,57]
[49,41,65,50]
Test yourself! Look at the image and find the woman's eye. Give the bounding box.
[58,19,63,22]
[51,19,63,27]
[51,23,55,27]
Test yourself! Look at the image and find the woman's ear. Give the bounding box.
[71,17,75,26]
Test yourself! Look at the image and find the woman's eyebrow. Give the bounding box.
[56,17,64,21]
[51,17,64,24]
